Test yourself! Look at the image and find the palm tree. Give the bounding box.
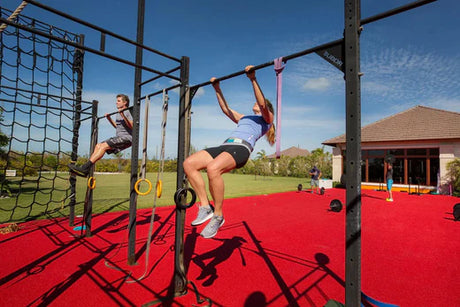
[310,146,332,178]
[256,149,267,160]
[114,151,124,172]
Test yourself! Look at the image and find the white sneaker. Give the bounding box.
[191,205,214,226]
[200,215,225,239]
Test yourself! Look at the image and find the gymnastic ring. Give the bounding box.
[134,178,152,196]
[156,180,163,198]
[174,187,196,209]
[87,177,96,190]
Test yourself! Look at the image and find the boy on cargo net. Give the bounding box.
[69,94,133,177]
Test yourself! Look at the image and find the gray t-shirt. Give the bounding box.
[115,109,133,139]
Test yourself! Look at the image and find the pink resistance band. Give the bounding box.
[274,57,285,159]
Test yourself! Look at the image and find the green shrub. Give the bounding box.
[446,158,460,196]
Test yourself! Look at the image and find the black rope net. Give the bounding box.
[0,7,89,223]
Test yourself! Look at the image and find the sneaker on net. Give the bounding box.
[68,164,89,177]
[200,215,225,239]
[386,198,394,202]
[191,205,214,226]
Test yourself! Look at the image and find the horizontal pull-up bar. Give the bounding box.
[23,0,182,63]
[190,39,343,90]
[0,97,85,114]
[140,66,181,87]
[190,0,436,91]
[81,104,94,115]
[96,105,134,120]
[0,85,94,105]
[361,0,436,25]
[0,17,181,82]
[79,105,134,122]
[140,83,182,102]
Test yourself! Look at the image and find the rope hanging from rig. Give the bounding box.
[135,97,153,196]
[0,1,28,33]
[126,89,169,283]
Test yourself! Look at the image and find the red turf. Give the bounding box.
[0,189,459,306]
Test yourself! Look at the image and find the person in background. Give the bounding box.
[68,94,133,177]
[309,166,322,194]
[386,163,394,202]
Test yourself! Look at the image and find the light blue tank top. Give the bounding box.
[227,115,271,148]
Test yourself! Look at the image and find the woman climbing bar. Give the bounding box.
[183,65,275,238]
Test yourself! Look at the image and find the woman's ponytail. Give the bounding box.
[264,99,276,146]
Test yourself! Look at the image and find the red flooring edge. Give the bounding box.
[1,189,459,307]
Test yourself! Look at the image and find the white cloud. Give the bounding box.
[302,77,331,91]
[361,46,460,107]
[82,90,121,115]
[419,97,460,113]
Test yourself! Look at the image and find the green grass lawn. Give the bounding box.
[0,172,310,223]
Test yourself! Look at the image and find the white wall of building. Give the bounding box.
[439,143,460,184]
[328,141,460,186]
[331,147,342,182]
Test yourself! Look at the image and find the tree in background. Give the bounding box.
[308,147,332,179]
[114,151,124,172]
[446,158,460,196]
[254,149,270,177]
[233,147,333,179]
[0,108,9,159]
[255,149,267,160]
[0,108,12,196]
[288,156,310,177]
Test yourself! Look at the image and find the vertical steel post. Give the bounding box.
[128,0,145,265]
[344,0,362,306]
[174,56,190,296]
[84,100,98,237]
[69,34,85,227]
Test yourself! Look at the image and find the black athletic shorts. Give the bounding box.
[105,136,132,154]
[204,144,251,169]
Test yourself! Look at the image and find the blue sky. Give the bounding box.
[2,0,460,159]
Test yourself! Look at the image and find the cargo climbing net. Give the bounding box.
[0,7,92,223]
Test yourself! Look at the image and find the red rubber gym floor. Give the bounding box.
[1,189,459,307]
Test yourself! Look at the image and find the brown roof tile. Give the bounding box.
[322,105,460,146]
[267,146,310,158]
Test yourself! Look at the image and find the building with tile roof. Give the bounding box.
[266,146,310,158]
[322,105,460,192]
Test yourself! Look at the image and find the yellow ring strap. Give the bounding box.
[156,180,162,198]
[135,178,152,196]
[87,177,96,190]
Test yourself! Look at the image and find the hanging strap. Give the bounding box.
[135,97,153,196]
[157,90,168,187]
[274,57,285,159]
[126,89,169,283]
[140,96,150,180]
